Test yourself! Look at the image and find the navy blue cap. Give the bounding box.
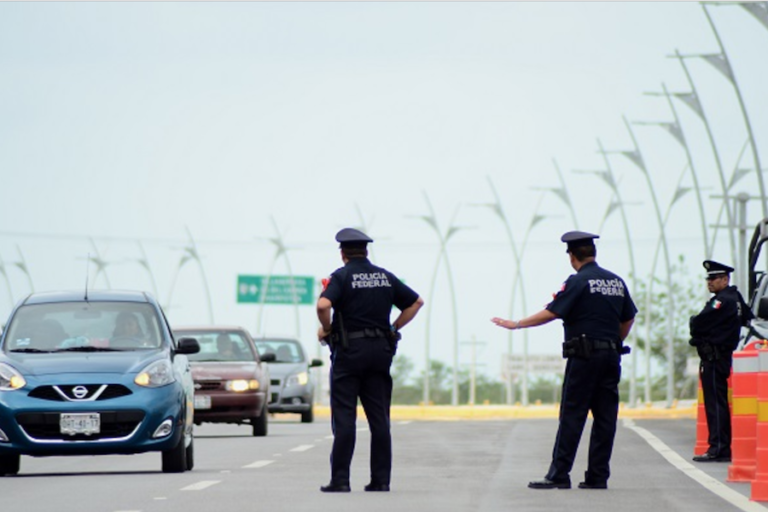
[561,230,599,251]
[703,260,734,278]
[335,228,373,247]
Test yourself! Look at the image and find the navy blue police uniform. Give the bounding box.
[541,231,637,489]
[690,260,753,462]
[320,228,420,491]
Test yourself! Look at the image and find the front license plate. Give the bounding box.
[194,395,212,410]
[60,413,100,436]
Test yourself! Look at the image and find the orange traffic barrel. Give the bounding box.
[694,375,709,456]
[751,346,768,501]
[728,345,760,482]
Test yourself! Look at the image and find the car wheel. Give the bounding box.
[252,404,268,437]
[185,436,195,471]
[0,454,20,476]
[161,433,187,473]
[301,406,314,423]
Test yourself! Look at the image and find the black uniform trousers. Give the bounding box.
[329,337,394,486]
[546,349,621,485]
[700,354,732,457]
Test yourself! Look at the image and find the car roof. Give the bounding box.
[21,290,155,305]
[252,336,302,343]
[173,325,250,333]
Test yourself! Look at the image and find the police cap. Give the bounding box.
[703,260,734,279]
[561,230,599,252]
[335,228,373,248]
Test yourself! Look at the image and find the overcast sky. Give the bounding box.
[1,1,767,385]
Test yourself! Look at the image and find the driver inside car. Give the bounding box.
[111,312,147,347]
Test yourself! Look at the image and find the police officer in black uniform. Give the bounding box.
[492,231,637,490]
[690,260,753,462]
[316,228,424,493]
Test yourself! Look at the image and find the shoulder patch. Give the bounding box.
[712,299,722,310]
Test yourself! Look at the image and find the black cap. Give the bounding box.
[561,230,599,252]
[703,260,734,278]
[335,228,373,248]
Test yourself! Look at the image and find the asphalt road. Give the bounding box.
[1,415,766,512]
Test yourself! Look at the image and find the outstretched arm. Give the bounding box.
[491,309,558,330]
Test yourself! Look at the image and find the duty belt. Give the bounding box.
[590,339,618,350]
[347,328,388,340]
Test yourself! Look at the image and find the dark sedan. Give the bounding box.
[0,290,200,476]
[173,326,274,437]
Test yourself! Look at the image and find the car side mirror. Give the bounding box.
[260,352,277,363]
[176,337,200,355]
[759,297,768,319]
[309,358,323,368]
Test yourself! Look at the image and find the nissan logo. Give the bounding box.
[72,385,89,399]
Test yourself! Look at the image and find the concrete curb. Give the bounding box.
[305,404,697,421]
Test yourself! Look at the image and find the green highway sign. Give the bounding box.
[237,275,315,305]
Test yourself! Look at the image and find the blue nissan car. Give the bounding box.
[0,290,200,476]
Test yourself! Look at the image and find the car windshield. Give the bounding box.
[181,331,256,362]
[2,302,163,353]
[254,339,305,363]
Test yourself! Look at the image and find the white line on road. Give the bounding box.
[398,421,412,425]
[153,497,167,501]
[624,419,766,512]
[325,435,334,440]
[357,428,369,432]
[243,460,275,469]
[181,480,221,491]
[290,444,315,452]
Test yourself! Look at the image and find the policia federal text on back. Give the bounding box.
[316,228,424,493]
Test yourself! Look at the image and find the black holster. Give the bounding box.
[697,343,720,362]
[562,334,592,360]
[387,329,402,356]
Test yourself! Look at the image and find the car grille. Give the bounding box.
[28,385,133,402]
[195,381,222,391]
[16,410,145,441]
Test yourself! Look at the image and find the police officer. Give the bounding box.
[316,228,424,493]
[491,231,637,490]
[690,260,753,462]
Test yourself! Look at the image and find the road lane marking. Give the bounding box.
[290,444,314,452]
[357,428,369,432]
[398,421,412,425]
[181,480,220,491]
[624,419,765,512]
[243,460,275,469]
[153,497,167,501]
[325,435,334,440]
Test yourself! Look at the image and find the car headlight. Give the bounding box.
[225,379,259,392]
[286,371,308,387]
[0,363,26,391]
[135,359,175,387]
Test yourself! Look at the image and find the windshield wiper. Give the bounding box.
[9,348,53,353]
[54,346,123,352]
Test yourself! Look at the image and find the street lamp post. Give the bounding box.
[610,117,677,407]
[256,216,301,339]
[414,192,468,407]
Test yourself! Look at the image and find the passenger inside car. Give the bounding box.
[33,319,69,350]
[216,334,241,361]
